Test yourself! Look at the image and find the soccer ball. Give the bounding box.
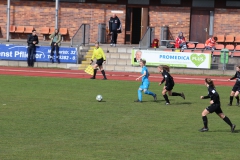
[96,95,103,102]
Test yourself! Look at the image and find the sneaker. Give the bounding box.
[236,102,239,106]
[102,78,107,80]
[90,77,95,79]
[231,124,236,133]
[113,44,116,47]
[228,103,232,106]
[134,99,142,103]
[110,43,113,47]
[153,94,157,101]
[181,92,185,100]
[165,102,170,105]
[199,127,209,132]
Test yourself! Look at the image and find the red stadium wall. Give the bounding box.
[149,6,191,41]
[0,1,126,43]
[0,1,239,44]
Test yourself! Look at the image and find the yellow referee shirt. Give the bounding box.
[91,47,106,61]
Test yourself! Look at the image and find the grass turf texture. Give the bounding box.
[0,75,239,160]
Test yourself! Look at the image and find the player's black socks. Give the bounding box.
[93,69,97,78]
[230,96,233,104]
[202,116,208,128]
[223,116,233,127]
[236,96,239,103]
[163,94,170,103]
[172,92,181,96]
[101,70,107,79]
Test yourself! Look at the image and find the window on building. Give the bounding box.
[97,0,117,2]
[192,0,214,7]
[128,0,149,5]
[226,1,240,7]
[160,0,181,5]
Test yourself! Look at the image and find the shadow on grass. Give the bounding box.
[208,129,239,133]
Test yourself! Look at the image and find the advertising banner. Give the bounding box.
[131,49,211,69]
[0,44,77,63]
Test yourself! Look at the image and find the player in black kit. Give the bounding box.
[228,65,240,106]
[199,78,236,132]
[158,65,185,105]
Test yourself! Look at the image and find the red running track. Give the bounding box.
[0,66,235,86]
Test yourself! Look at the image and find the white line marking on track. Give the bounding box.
[0,68,231,82]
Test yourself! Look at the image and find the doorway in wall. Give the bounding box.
[190,9,211,43]
[125,7,149,44]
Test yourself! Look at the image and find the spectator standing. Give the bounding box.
[27,29,39,67]
[109,14,121,47]
[49,29,62,63]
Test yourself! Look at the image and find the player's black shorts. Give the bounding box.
[165,84,174,91]
[232,85,240,92]
[96,58,104,66]
[206,103,223,114]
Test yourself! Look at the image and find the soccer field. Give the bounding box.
[0,75,239,160]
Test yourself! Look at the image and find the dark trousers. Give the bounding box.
[27,46,35,67]
[50,42,59,58]
[111,30,118,44]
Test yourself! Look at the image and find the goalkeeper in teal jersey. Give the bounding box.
[134,59,157,102]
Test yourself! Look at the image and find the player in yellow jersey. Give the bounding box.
[90,41,107,80]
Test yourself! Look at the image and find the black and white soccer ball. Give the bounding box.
[96,95,103,102]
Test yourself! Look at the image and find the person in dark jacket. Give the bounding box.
[227,65,240,106]
[158,65,185,105]
[109,14,121,47]
[27,29,39,67]
[199,78,236,132]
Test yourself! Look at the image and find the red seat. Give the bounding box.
[235,45,240,51]
[195,43,205,49]
[233,51,240,57]
[10,25,15,33]
[213,51,221,56]
[235,35,240,43]
[24,26,34,34]
[217,35,225,43]
[215,44,224,50]
[187,43,195,49]
[225,35,234,43]
[225,45,234,51]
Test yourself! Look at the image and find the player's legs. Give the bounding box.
[216,108,236,132]
[90,64,99,79]
[162,88,170,104]
[229,86,237,106]
[234,91,239,105]
[199,108,210,132]
[137,85,143,102]
[143,82,157,101]
[99,65,107,80]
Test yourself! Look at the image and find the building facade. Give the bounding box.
[0,0,240,44]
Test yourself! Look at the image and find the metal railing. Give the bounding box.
[139,27,155,48]
[71,24,90,47]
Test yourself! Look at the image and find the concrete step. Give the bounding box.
[102,64,141,72]
[105,58,131,65]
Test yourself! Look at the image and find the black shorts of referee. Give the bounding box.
[96,58,104,66]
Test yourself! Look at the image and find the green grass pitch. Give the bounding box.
[0,75,239,160]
